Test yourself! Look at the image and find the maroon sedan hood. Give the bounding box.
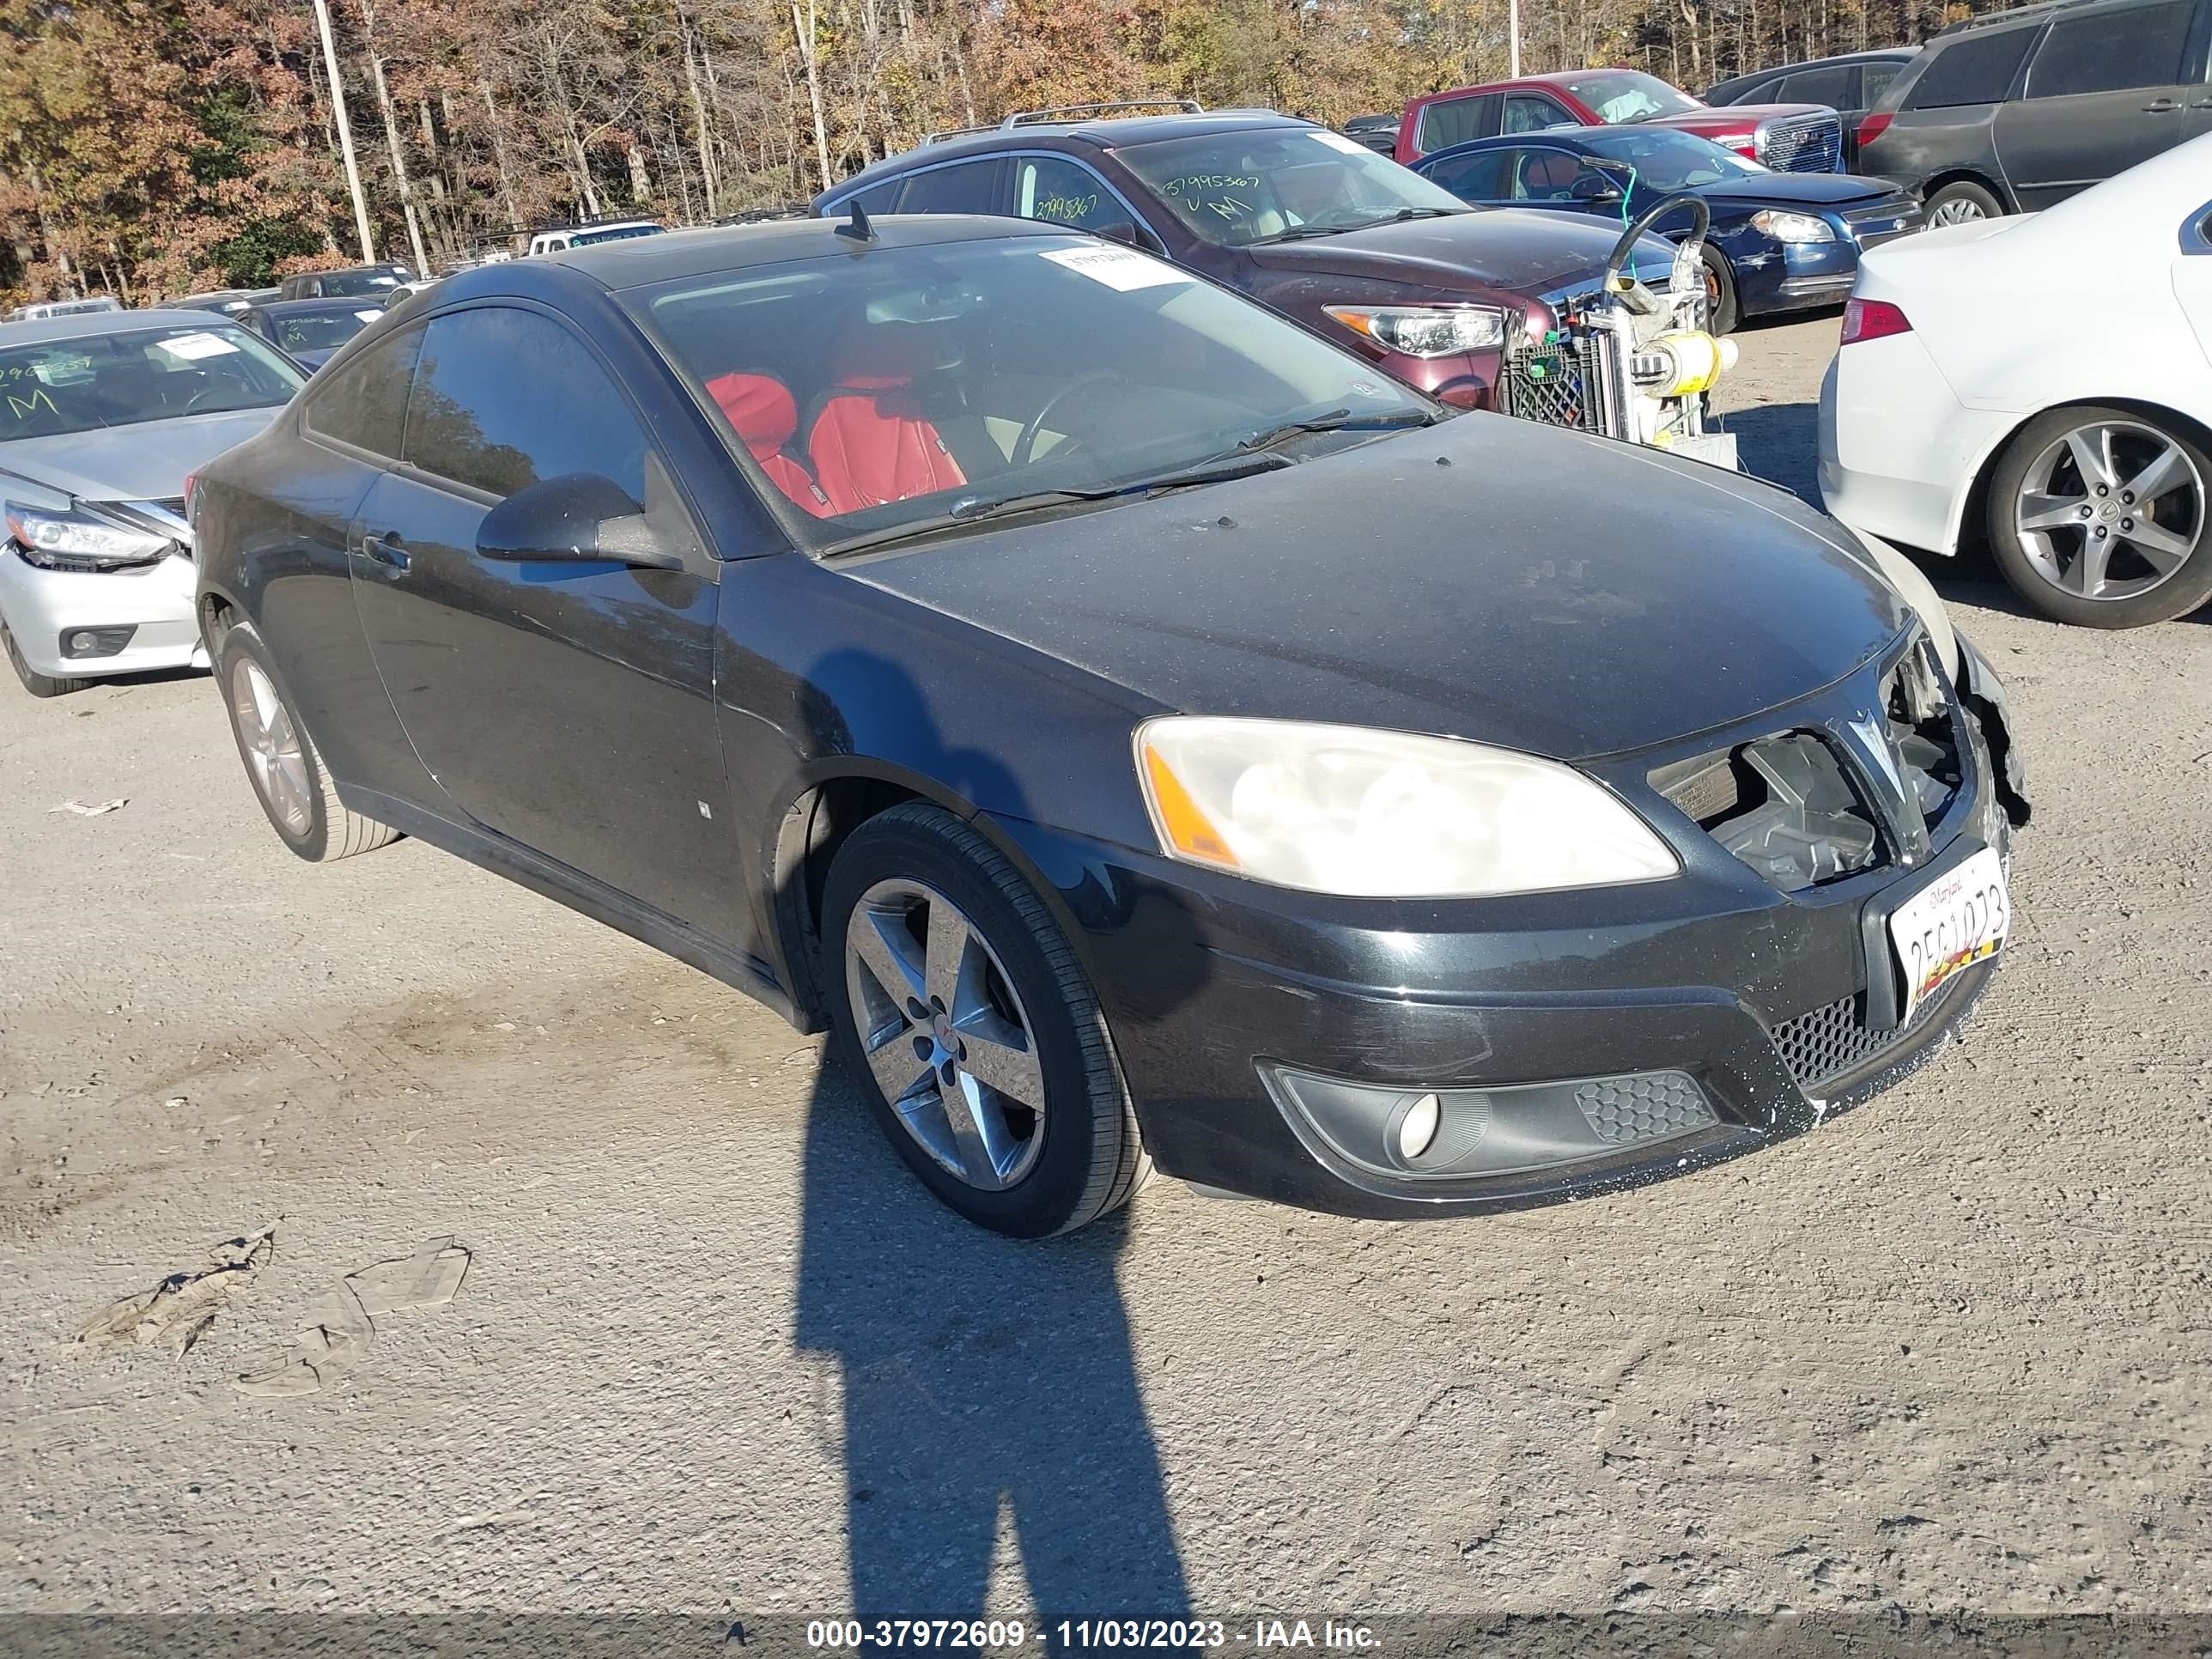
[1648,100,1829,133]
[1245,208,1669,301]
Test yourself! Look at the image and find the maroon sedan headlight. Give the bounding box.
[1324,302,1509,357]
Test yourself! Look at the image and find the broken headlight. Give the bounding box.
[6,501,175,570]
[1324,304,1508,357]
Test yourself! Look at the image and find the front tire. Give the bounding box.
[3,614,87,698]
[1699,244,1740,335]
[1924,179,2002,227]
[216,619,400,860]
[822,801,1148,1237]
[1986,405,2212,628]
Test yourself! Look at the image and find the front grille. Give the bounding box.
[1769,974,1955,1091]
[1841,194,1923,248]
[1759,113,1842,173]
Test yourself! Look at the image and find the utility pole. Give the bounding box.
[311,0,377,264]
[1509,0,1522,76]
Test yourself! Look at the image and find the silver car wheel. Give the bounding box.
[842,877,1047,1190]
[231,658,314,836]
[2014,417,2205,602]
[1927,197,1986,227]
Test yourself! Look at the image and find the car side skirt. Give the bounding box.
[342,783,811,1032]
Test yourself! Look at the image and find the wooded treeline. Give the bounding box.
[0,0,1996,303]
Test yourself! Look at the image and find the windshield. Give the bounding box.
[319,269,404,296]
[1559,71,1704,124]
[1579,127,1765,188]
[270,307,380,354]
[571,223,665,246]
[628,233,1437,552]
[1118,127,1469,248]
[0,323,306,441]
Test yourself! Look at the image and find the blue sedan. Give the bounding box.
[1413,126,1921,332]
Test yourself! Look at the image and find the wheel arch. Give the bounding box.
[1919,168,2017,216]
[1950,395,2212,556]
[763,759,1105,1031]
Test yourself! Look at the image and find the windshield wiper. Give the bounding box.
[1250,224,1356,244]
[1236,406,1438,454]
[816,453,1297,559]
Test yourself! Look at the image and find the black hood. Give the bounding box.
[849,415,1917,761]
[1247,208,1674,300]
[1692,172,1904,210]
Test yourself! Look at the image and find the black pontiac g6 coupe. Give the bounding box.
[191,214,2029,1236]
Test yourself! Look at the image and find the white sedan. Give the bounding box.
[1820,132,2212,629]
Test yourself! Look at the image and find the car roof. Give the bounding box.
[1713,47,1915,85]
[480,213,1075,293]
[823,111,1316,200]
[0,307,251,346]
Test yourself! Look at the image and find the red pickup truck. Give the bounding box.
[1396,69,1844,174]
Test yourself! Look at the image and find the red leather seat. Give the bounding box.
[806,324,965,515]
[705,370,830,517]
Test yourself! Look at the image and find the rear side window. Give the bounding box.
[1905,28,2036,107]
[1779,64,1857,106]
[1730,76,1784,103]
[301,324,423,458]
[895,160,1005,215]
[404,307,647,501]
[840,179,904,216]
[1862,61,1905,106]
[1422,148,1513,200]
[1418,94,1492,152]
[2027,0,2192,95]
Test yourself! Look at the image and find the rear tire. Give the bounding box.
[1986,404,2212,629]
[1923,179,2002,227]
[1699,244,1740,335]
[3,614,87,698]
[216,619,400,860]
[822,801,1149,1237]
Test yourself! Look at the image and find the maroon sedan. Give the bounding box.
[1397,69,1844,174]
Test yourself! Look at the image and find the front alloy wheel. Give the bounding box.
[822,801,1149,1236]
[845,877,1047,1191]
[1989,407,2212,628]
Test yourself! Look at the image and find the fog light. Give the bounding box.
[1397,1092,1441,1161]
[1266,1063,1718,1181]
[60,624,136,659]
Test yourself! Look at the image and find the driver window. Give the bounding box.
[1514,149,1584,201]
[1014,157,1130,233]
[1503,94,1574,133]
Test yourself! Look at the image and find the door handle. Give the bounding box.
[2142,97,2178,111]
[2193,97,2212,108]
[358,530,410,570]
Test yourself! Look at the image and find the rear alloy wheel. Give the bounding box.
[1924,179,2002,228]
[1988,406,2212,628]
[823,801,1148,1236]
[3,614,87,698]
[216,619,401,860]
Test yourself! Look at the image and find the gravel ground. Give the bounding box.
[3,314,2210,1630]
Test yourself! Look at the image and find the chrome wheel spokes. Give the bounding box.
[843,878,1045,1190]
[2014,419,2203,602]
[232,659,313,835]
[1928,197,1985,227]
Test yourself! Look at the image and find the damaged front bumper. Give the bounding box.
[0,544,206,680]
[990,628,2028,1220]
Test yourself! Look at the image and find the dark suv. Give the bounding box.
[817,104,1676,413]
[1858,0,2212,223]
[1705,48,1919,167]
[276,263,413,301]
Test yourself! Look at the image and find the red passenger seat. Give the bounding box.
[806,324,966,515]
[706,370,830,517]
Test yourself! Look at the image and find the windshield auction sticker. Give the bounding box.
[1038,246,1192,291]
[155,331,241,360]
[1309,130,1372,154]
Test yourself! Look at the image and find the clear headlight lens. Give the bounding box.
[1749,209,1836,244]
[1135,718,1680,898]
[5,501,173,568]
[1324,303,1508,357]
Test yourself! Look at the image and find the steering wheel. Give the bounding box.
[1012,371,1127,468]
[183,386,231,414]
[1603,191,1711,301]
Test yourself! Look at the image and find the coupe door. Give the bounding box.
[347,303,746,943]
[1996,0,2205,208]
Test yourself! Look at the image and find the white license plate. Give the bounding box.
[1887,846,2010,1021]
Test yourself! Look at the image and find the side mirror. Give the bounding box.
[476,472,686,571]
[1570,172,1626,205]
[1092,218,1158,252]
